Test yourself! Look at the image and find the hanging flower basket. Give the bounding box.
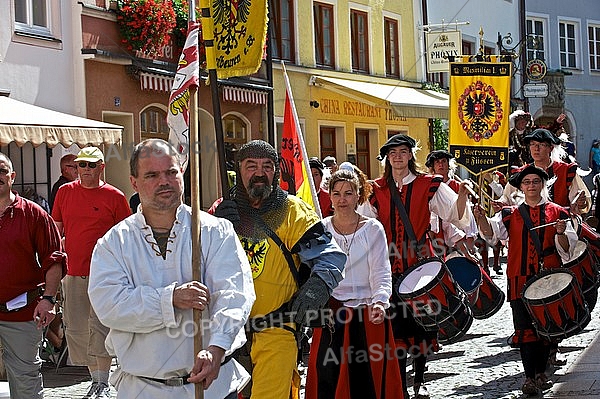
[116,0,177,56]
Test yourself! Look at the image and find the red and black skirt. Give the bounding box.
[305,305,405,399]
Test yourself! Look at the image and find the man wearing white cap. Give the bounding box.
[52,146,131,398]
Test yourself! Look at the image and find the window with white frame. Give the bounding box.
[559,20,579,69]
[14,0,51,36]
[13,0,62,47]
[271,0,295,63]
[526,17,546,61]
[314,2,335,68]
[589,23,600,72]
[384,17,400,78]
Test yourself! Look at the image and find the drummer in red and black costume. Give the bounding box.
[474,165,577,397]
[502,128,590,215]
[369,135,473,399]
[500,128,592,365]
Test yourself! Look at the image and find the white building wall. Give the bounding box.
[424,0,520,62]
[0,0,80,200]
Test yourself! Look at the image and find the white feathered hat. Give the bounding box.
[509,110,533,130]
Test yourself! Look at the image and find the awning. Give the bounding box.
[140,72,174,92]
[0,97,123,148]
[311,76,449,119]
[222,86,268,105]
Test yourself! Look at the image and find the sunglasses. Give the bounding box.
[78,161,99,169]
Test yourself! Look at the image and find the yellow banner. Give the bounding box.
[210,0,268,79]
[449,62,511,174]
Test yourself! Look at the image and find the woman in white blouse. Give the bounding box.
[304,169,405,399]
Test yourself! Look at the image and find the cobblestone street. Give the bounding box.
[40,259,600,399]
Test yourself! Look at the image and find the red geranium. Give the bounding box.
[116,0,176,56]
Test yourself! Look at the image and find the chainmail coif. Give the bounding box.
[233,140,289,243]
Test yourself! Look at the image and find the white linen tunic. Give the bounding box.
[88,205,255,398]
[323,217,392,308]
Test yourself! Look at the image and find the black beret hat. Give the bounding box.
[509,164,549,188]
[522,128,562,145]
[309,157,324,171]
[425,150,454,168]
[378,134,416,159]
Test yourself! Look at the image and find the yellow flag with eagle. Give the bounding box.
[449,60,512,175]
[207,0,268,79]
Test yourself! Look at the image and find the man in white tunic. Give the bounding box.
[88,139,255,399]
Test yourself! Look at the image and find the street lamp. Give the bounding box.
[497,32,539,111]
[497,32,539,61]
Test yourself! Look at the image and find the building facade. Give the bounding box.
[1,0,81,201]
[524,0,600,176]
[271,0,449,179]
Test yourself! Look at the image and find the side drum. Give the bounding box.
[471,267,505,320]
[522,269,590,340]
[395,257,472,340]
[445,255,483,306]
[563,240,599,311]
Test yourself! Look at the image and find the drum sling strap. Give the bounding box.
[518,203,555,271]
[388,177,427,270]
[251,214,302,289]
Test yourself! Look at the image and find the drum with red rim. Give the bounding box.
[471,267,505,320]
[395,257,472,341]
[563,240,599,311]
[522,269,590,340]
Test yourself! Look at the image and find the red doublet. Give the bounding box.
[317,189,333,217]
[371,175,442,274]
[502,202,569,301]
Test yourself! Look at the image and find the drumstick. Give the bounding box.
[453,176,480,200]
[571,189,584,205]
[530,218,571,231]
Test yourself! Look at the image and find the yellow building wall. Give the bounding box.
[273,67,431,179]
[271,0,428,179]
[294,0,418,80]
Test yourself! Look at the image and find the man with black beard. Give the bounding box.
[210,140,346,399]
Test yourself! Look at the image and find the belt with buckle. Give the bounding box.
[0,288,42,313]
[140,374,191,387]
[138,355,233,387]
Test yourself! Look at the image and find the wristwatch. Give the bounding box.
[42,295,56,305]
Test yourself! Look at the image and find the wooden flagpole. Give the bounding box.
[188,3,203,398]
[199,0,229,200]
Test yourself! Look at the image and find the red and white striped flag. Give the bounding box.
[168,22,200,171]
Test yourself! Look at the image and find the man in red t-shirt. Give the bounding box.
[1,152,66,399]
[52,146,130,398]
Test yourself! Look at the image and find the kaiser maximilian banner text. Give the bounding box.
[449,62,511,174]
